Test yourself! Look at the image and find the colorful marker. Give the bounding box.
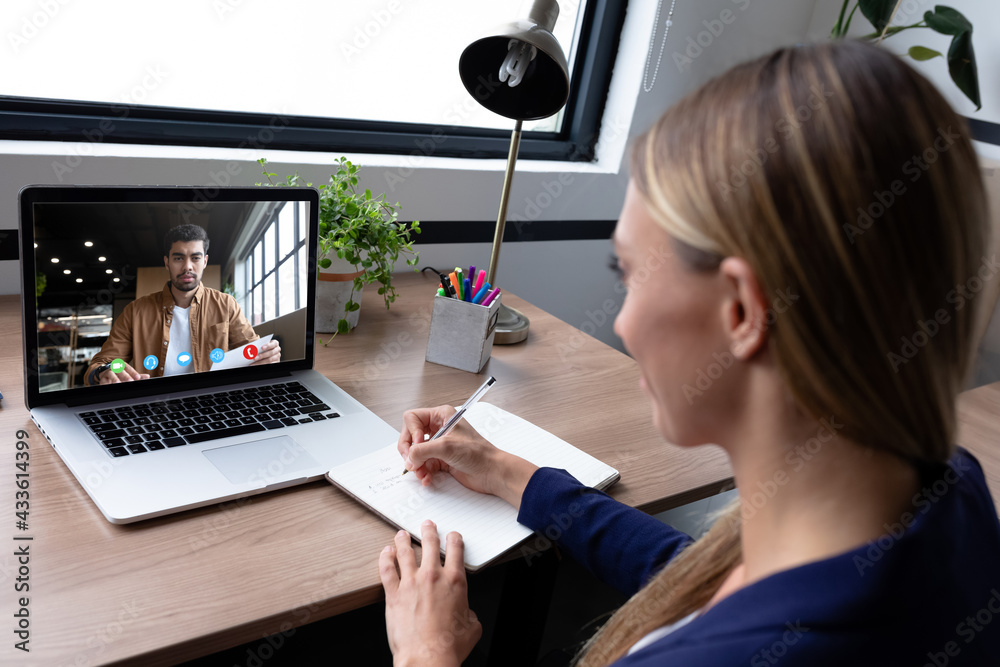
[463,277,472,302]
[472,282,491,304]
[473,269,486,295]
[455,268,464,299]
[482,287,501,307]
[449,271,461,298]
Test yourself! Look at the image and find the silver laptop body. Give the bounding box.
[20,185,397,523]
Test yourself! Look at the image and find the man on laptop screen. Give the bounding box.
[22,186,399,524]
[84,224,281,385]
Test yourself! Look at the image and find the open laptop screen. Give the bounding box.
[21,186,319,406]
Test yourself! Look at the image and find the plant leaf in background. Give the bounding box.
[831,2,981,112]
[907,45,942,61]
[858,0,898,34]
[945,30,981,110]
[924,5,980,110]
[923,5,972,35]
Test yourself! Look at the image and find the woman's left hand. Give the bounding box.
[379,520,482,667]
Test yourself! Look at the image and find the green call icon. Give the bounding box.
[110,359,126,374]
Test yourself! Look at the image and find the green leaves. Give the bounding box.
[260,155,422,340]
[924,5,980,110]
[907,45,942,61]
[945,30,980,110]
[923,6,971,34]
[858,0,898,34]
[833,3,981,112]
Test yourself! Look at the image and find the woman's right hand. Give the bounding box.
[398,406,538,509]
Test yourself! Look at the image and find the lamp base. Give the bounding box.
[493,303,529,344]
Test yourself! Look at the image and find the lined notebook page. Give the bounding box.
[326,402,619,570]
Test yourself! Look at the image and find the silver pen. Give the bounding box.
[402,376,497,475]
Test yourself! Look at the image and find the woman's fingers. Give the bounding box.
[420,520,441,569]
[444,532,465,576]
[393,529,417,579]
[378,544,399,597]
[407,437,454,471]
[398,409,432,459]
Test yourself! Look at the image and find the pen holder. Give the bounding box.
[425,294,502,373]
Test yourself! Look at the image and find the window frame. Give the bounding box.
[0,0,627,162]
[244,202,307,326]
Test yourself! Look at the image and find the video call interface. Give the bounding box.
[33,199,311,393]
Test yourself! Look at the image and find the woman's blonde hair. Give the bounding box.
[577,40,990,666]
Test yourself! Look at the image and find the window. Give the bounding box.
[0,1,626,161]
[245,202,306,325]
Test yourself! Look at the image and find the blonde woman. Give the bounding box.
[378,40,1000,666]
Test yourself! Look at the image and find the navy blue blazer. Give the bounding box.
[516,447,1000,665]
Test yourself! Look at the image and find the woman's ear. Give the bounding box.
[719,257,769,360]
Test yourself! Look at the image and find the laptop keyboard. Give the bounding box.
[76,381,341,458]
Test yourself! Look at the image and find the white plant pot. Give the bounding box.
[315,255,365,333]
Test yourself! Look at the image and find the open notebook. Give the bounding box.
[325,402,620,570]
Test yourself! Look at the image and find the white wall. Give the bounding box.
[0,0,860,353]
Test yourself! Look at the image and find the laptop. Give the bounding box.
[19,185,398,524]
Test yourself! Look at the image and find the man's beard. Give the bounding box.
[172,273,200,292]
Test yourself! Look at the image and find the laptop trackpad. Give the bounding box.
[202,436,321,486]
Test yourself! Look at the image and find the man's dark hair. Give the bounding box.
[164,224,210,257]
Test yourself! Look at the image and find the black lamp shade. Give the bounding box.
[459,21,570,121]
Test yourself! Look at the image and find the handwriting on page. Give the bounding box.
[368,466,405,495]
[326,404,618,569]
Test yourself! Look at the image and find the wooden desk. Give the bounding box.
[0,272,735,666]
[3,271,999,665]
[956,381,1000,511]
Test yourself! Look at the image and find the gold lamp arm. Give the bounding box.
[486,119,523,287]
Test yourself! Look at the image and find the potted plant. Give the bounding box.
[830,2,980,110]
[258,158,421,341]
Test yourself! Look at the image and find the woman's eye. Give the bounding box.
[608,254,625,277]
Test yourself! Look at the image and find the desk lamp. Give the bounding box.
[458,0,570,344]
